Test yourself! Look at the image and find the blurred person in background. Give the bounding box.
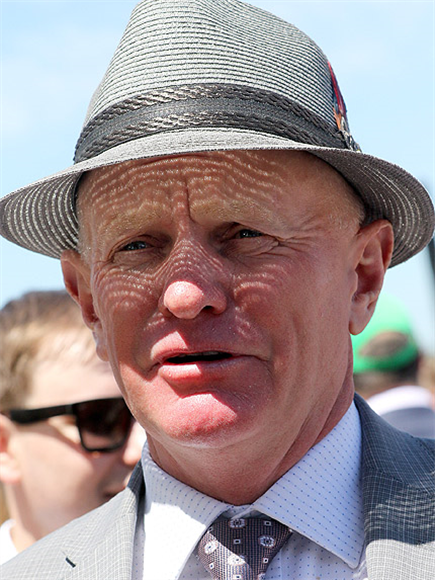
[418,355,435,395]
[352,292,435,438]
[0,290,145,563]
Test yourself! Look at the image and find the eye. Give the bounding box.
[119,240,150,252]
[235,228,263,238]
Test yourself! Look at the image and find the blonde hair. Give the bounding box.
[0,290,98,411]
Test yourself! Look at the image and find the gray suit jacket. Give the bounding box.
[1,395,434,579]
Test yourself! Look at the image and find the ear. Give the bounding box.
[61,250,109,361]
[349,219,394,336]
[0,415,22,484]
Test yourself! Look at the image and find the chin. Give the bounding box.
[149,392,258,448]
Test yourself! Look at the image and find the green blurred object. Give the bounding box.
[352,294,419,374]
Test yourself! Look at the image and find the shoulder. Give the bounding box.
[355,396,435,574]
[355,393,434,489]
[0,463,144,579]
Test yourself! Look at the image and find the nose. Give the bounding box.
[120,421,145,467]
[161,279,227,319]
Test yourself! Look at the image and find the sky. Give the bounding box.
[1,0,434,353]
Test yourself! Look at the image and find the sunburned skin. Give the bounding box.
[62,150,393,503]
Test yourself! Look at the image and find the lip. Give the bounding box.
[148,331,267,387]
[158,349,236,365]
[149,336,256,387]
[157,353,252,385]
[150,332,251,368]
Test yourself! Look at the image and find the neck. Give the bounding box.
[147,386,353,504]
[6,491,45,553]
[8,520,37,553]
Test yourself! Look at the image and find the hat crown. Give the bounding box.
[84,0,336,130]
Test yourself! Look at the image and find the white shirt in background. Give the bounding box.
[0,519,18,565]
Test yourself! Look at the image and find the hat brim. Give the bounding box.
[0,127,433,265]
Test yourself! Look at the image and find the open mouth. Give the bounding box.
[165,351,233,364]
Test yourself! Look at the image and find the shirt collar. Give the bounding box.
[141,449,229,580]
[252,401,364,568]
[141,401,363,579]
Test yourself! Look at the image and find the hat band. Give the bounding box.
[74,84,353,163]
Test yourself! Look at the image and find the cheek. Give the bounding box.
[92,267,159,342]
[16,432,92,486]
[244,256,350,363]
[90,267,162,401]
[93,266,157,314]
[233,258,313,337]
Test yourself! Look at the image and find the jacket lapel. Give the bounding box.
[63,463,145,579]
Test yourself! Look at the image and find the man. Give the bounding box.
[0,1,434,578]
[352,292,435,438]
[0,290,144,563]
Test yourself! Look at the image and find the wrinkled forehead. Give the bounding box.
[75,149,362,232]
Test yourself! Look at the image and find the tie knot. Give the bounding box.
[198,516,292,580]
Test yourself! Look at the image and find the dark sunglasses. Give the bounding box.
[5,397,133,453]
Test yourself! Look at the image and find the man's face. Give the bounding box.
[66,150,377,463]
[7,352,144,540]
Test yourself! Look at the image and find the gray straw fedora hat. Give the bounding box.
[0,0,433,265]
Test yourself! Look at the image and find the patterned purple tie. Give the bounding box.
[197,516,292,579]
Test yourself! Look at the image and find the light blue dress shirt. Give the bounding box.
[133,402,367,579]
